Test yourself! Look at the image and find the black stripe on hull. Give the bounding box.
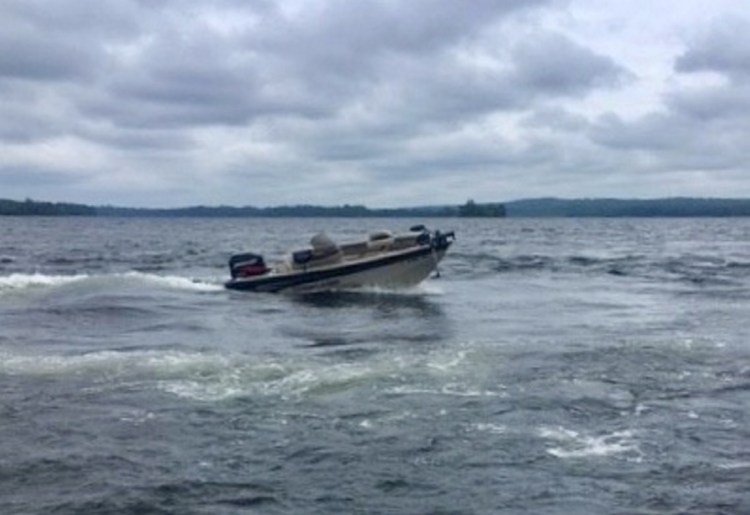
[225,243,447,293]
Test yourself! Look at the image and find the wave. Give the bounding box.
[0,344,491,403]
[539,426,642,461]
[0,273,90,292]
[159,345,502,401]
[386,384,505,398]
[0,271,223,295]
[353,282,445,296]
[0,347,390,401]
[470,422,507,434]
[450,251,750,286]
[0,348,236,381]
[117,271,223,292]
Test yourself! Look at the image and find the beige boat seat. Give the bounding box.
[366,230,394,251]
[339,241,369,256]
[291,232,342,269]
[391,234,420,250]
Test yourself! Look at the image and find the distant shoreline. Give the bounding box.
[3,197,750,218]
[0,198,501,218]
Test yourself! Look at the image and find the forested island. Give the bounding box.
[4,197,750,218]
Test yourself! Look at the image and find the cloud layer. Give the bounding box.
[1,0,748,206]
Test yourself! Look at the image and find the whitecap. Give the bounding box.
[158,379,247,402]
[117,271,223,292]
[540,426,642,460]
[715,461,750,470]
[347,282,444,296]
[386,384,504,398]
[0,273,89,293]
[0,348,233,379]
[0,271,222,294]
[427,350,468,372]
[157,357,399,402]
[472,423,507,434]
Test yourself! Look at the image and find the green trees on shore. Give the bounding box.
[9,196,750,218]
[458,199,506,217]
[2,199,507,218]
[0,198,96,216]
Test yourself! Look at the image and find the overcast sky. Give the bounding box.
[1,0,749,207]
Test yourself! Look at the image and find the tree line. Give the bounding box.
[21,196,750,217]
[0,200,501,218]
[0,198,96,216]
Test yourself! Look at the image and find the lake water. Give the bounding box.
[1,217,748,514]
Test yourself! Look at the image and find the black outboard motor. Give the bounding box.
[432,230,456,250]
[229,253,268,279]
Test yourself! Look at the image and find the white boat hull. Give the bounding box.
[225,228,454,294]
[284,248,447,293]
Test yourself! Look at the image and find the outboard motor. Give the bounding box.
[229,253,269,279]
[432,230,456,250]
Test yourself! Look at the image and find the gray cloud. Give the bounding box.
[1,1,747,206]
[0,25,97,80]
[666,83,750,122]
[590,16,750,176]
[675,18,750,78]
[81,0,564,131]
[2,0,141,37]
[512,33,629,96]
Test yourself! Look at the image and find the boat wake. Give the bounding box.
[0,342,494,404]
[335,282,445,297]
[0,272,90,292]
[0,271,223,295]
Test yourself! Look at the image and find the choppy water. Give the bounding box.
[1,217,748,514]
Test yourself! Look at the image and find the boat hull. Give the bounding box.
[225,244,448,293]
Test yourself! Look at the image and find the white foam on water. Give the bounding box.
[0,271,223,295]
[156,359,297,401]
[472,423,507,434]
[540,426,642,460]
[119,410,156,425]
[0,340,498,404]
[377,345,506,398]
[118,271,223,292]
[427,349,468,372]
[386,384,505,398]
[158,353,417,402]
[0,273,90,293]
[353,282,444,296]
[162,345,494,402]
[441,384,505,397]
[1,347,314,401]
[0,327,507,407]
[715,461,750,470]
[0,348,235,379]
[159,380,247,402]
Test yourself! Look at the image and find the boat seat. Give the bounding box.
[367,230,394,251]
[340,241,369,256]
[292,246,342,269]
[391,234,419,250]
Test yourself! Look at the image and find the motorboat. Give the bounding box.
[225,225,455,293]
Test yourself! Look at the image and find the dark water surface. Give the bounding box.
[1,217,748,514]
